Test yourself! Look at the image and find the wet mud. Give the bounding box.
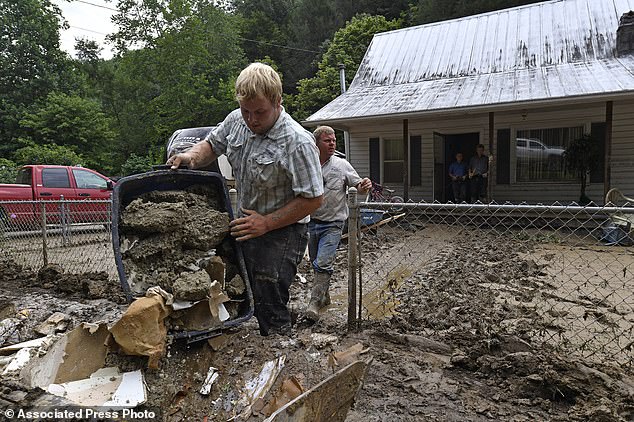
[1,223,633,421]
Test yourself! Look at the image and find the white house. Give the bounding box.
[305,0,634,203]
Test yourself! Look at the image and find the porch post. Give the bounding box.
[403,118,409,201]
[488,112,494,202]
[604,101,613,199]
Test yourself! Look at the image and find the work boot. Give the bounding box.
[305,272,331,322]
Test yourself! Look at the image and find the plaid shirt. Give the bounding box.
[207,108,323,223]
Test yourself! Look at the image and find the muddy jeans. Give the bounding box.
[308,220,344,275]
[241,223,308,336]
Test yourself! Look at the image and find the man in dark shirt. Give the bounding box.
[469,144,489,203]
[448,152,468,202]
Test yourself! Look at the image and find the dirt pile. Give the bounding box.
[0,259,126,349]
[362,228,634,421]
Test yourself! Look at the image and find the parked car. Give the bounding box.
[0,165,114,228]
[516,138,565,160]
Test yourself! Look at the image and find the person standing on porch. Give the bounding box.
[449,152,468,202]
[304,126,372,322]
[469,144,489,202]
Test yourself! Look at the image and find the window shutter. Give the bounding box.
[410,135,422,186]
[496,129,511,185]
[369,138,380,182]
[590,122,606,183]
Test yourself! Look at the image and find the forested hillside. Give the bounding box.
[0,0,541,178]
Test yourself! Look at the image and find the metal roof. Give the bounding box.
[306,0,634,124]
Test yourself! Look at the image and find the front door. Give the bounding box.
[434,132,480,202]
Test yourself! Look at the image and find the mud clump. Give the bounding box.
[36,264,125,302]
[172,271,212,301]
[120,187,231,295]
[226,274,246,297]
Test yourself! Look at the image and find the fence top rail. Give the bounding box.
[358,201,634,215]
[0,199,113,205]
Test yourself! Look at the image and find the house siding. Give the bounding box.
[343,99,634,204]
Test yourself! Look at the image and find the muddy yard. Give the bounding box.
[1,220,634,421]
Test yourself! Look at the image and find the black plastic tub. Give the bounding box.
[111,169,253,342]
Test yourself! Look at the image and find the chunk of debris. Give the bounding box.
[208,280,230,321]
[309,333,338,349]
[170,281,230,331]
[22,322,109,388]
[265,361,370,422]
[146,286,174,305]
[260,376,304,417]
[208,334,231,352]
[121,199,188,234]
[0,335,55,355]
[109,293,171,369]
[0,317,24,346]
[226,274,246,297]
[205,256,226,284]
[34,312,69,336]
[47,367,146,407]
[234,355,286,420]
[173,271,212,302]
[327,343,370,371]
[3,348,34,375]
[199,366,220,395]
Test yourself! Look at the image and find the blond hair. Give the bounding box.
[313,126,335,143]
[235,63,282,104]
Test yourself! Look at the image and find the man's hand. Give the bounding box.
[166,140,217,169]
[357,178,372,193]
[167,152,194,169]
[230,208,271,241]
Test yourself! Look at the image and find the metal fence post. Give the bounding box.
[40,201,48,267]
[347,187,359,331]
[60,195,68,246]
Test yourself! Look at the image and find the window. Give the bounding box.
[16,168,32,185]
[515,126,584,182]
[73,169,107,189]
[383,138,404,183]
[42,168,71,188]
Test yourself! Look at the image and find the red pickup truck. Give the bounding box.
[0,165,114,227]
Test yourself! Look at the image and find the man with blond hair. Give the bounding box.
[168,63,323,336]
[305,126,371,322]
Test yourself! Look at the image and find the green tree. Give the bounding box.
[119,153,155,176]
[288,14,401,121]
[14,143,84,166]
[0,0,73,156]
[411,0,543,24]
[18,92,116,172]
[0,159,18,184]
[564,134,602,205]
[108,2,245,169]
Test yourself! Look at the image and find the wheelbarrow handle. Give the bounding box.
[152,164,189,170]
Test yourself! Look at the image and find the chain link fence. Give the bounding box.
[0,199,117,277]
[346,192,634,367]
